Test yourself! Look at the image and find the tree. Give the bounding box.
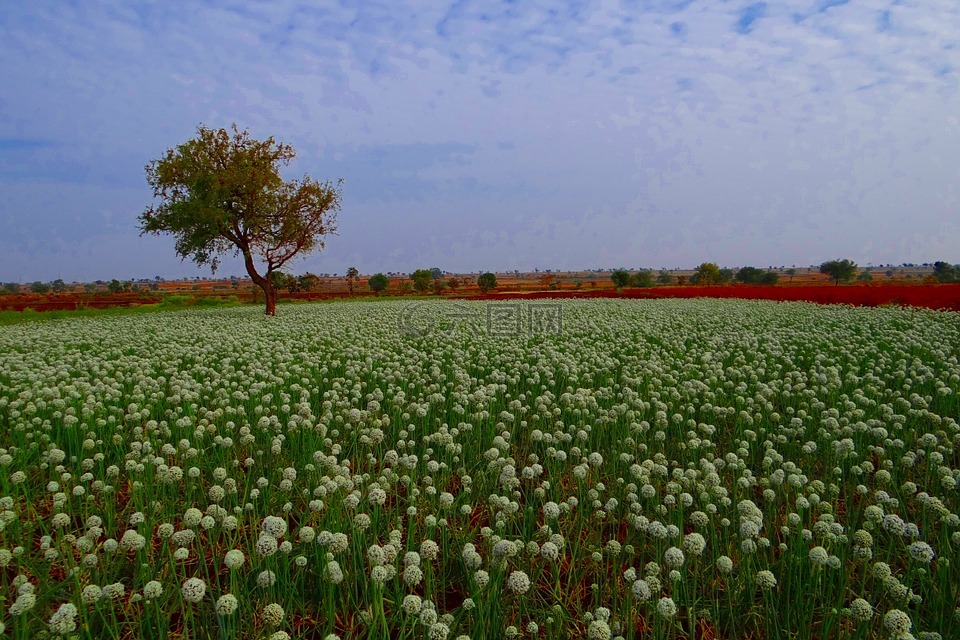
[411,269,433,294]
[446,277,460,292]
[633,270,654,288]
[139,124,341,315]
[108,279,124,294]
[270,271,299,293]
[695,262,720,286]
[477,272,497,293]
[430,267,444,280]
[368,273,389,295]
[933,261,958,283]
[718,268,735,284]
[656,270,672,285]
[345,266,359,295]
[51,279,66,293]
[432,279,446,295]
[785,268,796,282]
[610,269,631,290]
[760,271,779,285]
[736,266,764,284]
[856,271,874,282]
[2,282,20,294]
[30,281,50,294]
[298,272,321,293]
[819,259,857,285]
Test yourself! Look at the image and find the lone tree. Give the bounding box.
[368,273,389,295]
[139,124,342,315]
[695,262,721,286]
[819,259,857,285]
[610,269,631,291]
[411,269,433,294]
[345,266,359,295]
[477,272,497,293]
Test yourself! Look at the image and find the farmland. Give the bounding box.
[0,299,958,639]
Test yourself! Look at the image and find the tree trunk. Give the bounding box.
[242,250,277,316]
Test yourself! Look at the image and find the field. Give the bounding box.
[0,299,958,639]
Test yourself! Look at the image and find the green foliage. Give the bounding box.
[108,279,124,294]
[139,124,341,315]
[29,281,50,294]
[269,271,300,293]
[610,269,631,290]
[656,270,673,285]
[760,271,779,285]
[368,273,389,295]
[718,268,735,284]
[856,271,874,282]
[785,268,797,281]
[632,271,654,288]
[1,282,19,294]
[411,269,433,293]
[819,259,858,284]
[51,278,67,292]
[477,272,498,292]
[736,266,764,284]
[297,273,320,292]
[446,277,460,291]
[695,262,720,286]
[933,261,959,283]
[430,267,443,279]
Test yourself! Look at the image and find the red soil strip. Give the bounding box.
[459,284,960,311]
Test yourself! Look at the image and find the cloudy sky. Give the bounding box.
[2,0,959,281]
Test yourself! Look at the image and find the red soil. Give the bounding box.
[461,283,960,311]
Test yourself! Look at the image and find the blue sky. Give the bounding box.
[2,0,959,281]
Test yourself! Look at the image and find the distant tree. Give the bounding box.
[539,273,555,289]
[736,266,764,284]
[430,267,443,280]
[574,280,584,290]
[885,269,895,278]
[933,261,958,283]
[656,270,672,285]
[270,271,299,293]
[718,268,735,284]
[139,124,341,315]
[856,271,874,282]
[51,279,66,293]
[676,276,687,286]
[610,269,631,290]
[368,273,389,295]
[760,271,779,285]
[344,266,359,295]
[785,268,796,282]
[83,283,97,293]
[477,272,498,293]
[108,279,124,294]
[695,262,720,286]
[432,279,446,295]
[2,282,19,293]
[411,269,433,294]
[298,272,321,292]
[819,259,857,285]
[446,277,460,292]
[633,270,654,288]
[30,281,50,294]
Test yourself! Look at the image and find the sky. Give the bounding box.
[2,0,960,282]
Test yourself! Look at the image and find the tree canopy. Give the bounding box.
[610,269,631,290]
[694,262,720,286]
[819,259,857,285]
[477,272,498,293]
[139,124,341,315]
[368,273,389,295]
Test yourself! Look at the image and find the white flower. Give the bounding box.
[657,597,678,618]
[756,570,777,590]
[506,571,531,594]
[849,598,873,623]
[143,581,163,599]
[224,549,245,569]
[882,609,912,638]
[48,602,79,635]
[181,577,206,603]
[262,603,285,626]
